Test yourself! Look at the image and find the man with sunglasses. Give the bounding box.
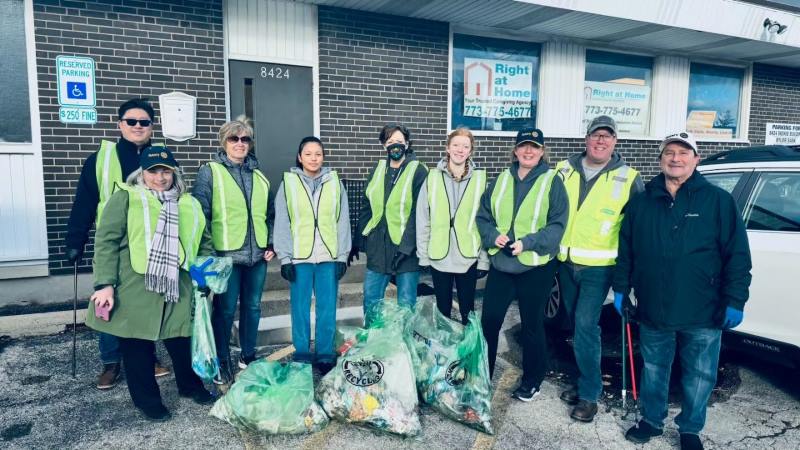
[65,98,169,390]
[555,115,644,422]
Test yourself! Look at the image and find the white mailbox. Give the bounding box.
[159,91,196,142]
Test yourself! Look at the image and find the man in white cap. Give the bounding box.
[612,132,752,450]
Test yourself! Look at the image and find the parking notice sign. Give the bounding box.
[56,55,96,124]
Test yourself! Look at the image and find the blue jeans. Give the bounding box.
[290,262,338,364]
[212,261,266,364]
[559,264,612,402]
[639,324,722,435]
[362,269,419,326]
[99,332,120,365]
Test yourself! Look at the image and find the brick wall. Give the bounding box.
[34,0,225,274]
[748,63,800,145]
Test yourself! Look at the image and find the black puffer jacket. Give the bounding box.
[612,171,752,331]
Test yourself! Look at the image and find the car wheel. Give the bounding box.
[544,276,565,329]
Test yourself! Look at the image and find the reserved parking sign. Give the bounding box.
[56,55,97,124]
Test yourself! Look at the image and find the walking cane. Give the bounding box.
[72,259,78,378]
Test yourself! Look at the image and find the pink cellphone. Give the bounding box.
[95,302,111,321]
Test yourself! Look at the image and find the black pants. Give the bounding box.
[118,336,205,411]
[431,263,478,325]
[481,259,558,388]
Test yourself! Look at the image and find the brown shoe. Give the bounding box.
[570,400,598,422]
[97,363,121,390]
[154,363,170,378]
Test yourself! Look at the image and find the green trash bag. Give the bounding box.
[334,325,365,356]
[405,297,494,434]
[210,360,329,434]
[191,289,219,382]
[193,255,233,294]
[317,301,420,436]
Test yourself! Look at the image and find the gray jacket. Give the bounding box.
[192,151,275,267]
[476,160,568,274]
[273,166,351,265]
[416,158,490,273]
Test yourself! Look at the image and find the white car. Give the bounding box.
[697,145,800,369]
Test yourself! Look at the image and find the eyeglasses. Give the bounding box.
[121,118,152,127]
[227,135,253,144]
[588,133,615,142]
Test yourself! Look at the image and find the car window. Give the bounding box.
[704,172,745,194]
[745,172,800,232]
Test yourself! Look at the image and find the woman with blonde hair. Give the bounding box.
[192,116,275,384]
[416,127,489,324]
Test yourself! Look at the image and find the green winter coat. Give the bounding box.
[86,189,214,341]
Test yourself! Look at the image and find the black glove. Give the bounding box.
[280,264,296,282]
[501,240,516,257]
[336,261,347,280]
[476,269,489,279]
[66,248,83,265]
[391,252,407,272]
[347,246,360,266]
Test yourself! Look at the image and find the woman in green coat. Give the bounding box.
[87,146,215,422]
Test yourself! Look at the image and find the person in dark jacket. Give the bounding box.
[192,116,275,384]
[353,124,428,325]
[476,128,568,402]
[613,132,752,450]
[64,98,168,390]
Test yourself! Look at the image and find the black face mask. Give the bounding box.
[386,143,406,161]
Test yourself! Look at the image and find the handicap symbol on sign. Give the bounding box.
[67,82,87,100]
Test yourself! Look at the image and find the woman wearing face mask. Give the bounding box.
[192,116,275,384]
[476,128,568,402]
[273,136,351,374]
[86,146,216,422]
[353,124,428,325]
[416,128,489,324]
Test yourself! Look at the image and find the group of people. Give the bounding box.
[66,98,752,450]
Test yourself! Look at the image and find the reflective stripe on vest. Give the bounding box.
[427,168,486,260]
[283,171,341,260]
[208,162,270,251]
[488,168,556,267]
[362,159,424,245]
[95,140,123,227]
[118,185,205,274]
[556,160,637,266]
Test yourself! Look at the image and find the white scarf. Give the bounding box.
[144,187,181,303]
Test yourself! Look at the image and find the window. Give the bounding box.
[451,34,540,132]
[704,172,746,194]
[745,173,800,232]
[0,0,31,143]
[584,50,653,136]
[687,64,744,140]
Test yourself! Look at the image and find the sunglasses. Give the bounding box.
[121,118,153,127]
[227,135,253,144]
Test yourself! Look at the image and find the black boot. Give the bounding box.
[625,420,663,444]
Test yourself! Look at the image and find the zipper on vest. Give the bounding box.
[236,166,256,264]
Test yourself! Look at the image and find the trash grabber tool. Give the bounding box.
[621,307,627,412]
[625,309,638,402]
[72,259,78,378]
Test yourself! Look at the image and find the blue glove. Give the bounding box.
[613,292,624,316]
[189,259,218,288]
[722,307,743,329]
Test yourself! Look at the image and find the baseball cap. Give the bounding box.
[587,115,617,136]
[140,145,179,170]
[515,128,545,147]
[658,131,698,155]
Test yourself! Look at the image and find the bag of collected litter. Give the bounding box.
[406,297,494,434]
[210,360,328,434]
[190,256,233,382]
[334,325,365,356]
[317,301,420,436]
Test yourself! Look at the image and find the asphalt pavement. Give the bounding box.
[1,301,798,449]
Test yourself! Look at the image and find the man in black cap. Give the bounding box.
[555,115,644,422]
[65,98,169,390]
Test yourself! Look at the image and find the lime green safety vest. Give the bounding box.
[117,184,205,274]
[208,162,270,251]
[488,168,556,267]
[283,171,341,259]
[95,140,123,227]
[362,159,426,245]
[556,160,637,266]
[427,168,486,260]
